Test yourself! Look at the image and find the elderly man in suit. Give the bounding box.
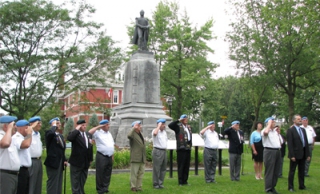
[168,114,193,186]
[68,119,93,194]
[44,117,67,194]
[224,120,244,181]
[287,114,310,192]
[128,121,146,192]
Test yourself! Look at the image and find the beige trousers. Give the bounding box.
[130,162,145,189]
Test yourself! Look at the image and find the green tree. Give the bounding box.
[88,113,99,129]
[64,117,74,137]
[147,1,217,118]
[0,0,123,119]
[226,0,320,124]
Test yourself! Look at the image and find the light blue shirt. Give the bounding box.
[294,125,305,147]
[250,130,262,145]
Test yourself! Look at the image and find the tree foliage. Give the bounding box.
[226,0,320,124]
[64,117,74,137]
[0,0,123,119]
[88,113,99,129]
[131,1,218,118]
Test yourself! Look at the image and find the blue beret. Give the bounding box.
[231,120,240,125]
[0,116,17,124]
[157,119,166,124]
[16,120,29,127]
[99,119,109,125]
[264,117,274,123]
[302,117,308,120]
[49,117,60,124]
[207,121,215,125]
[29,116,41,123]
[180,114,187,119]
[131,120,141,127]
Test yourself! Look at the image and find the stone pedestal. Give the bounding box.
[110,51,174,147]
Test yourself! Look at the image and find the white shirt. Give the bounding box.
[202,130,219,149]
[12,132,32,167]
[0,129,21,171]
[301,125,316,144]
[261,127,281,148]
[152,128,168,149]
[29,130,43,158]
[182,124,190,141]
[93,129,114,156]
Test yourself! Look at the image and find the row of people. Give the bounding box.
[0,114,315,193]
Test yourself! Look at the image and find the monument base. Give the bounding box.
[109,52,175,147]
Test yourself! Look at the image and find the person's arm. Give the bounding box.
[263,120,273,135]
[153,123,162,136]
[67,125,81,142]
[20,126,33,149]
[127,128,135,139]
[200,125,210,136]
[0,122,15,148]
[286,128,295,162]
[88,125,104,135]
[168,120,180,133]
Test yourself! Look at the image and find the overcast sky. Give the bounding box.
[0,0,239,114]
[78,0,238,78]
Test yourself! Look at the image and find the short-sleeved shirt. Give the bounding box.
[202,130,219,149]
[12,132,32,167]
[250,130,262,145]
[93,129,114,157]
[152,129,168,149]
[0,130,21,171]
[29,130,43,158]
[301,125,316,144]
[261,127,281,148]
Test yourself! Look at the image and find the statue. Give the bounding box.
[131,10,149,51]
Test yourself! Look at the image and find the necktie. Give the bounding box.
[298,128,305,147]
[57,134,64,148]
[82,132,88,148]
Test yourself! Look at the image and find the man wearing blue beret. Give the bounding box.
[152,119,168,189]
[168,114,192,186]
[224,120,244,181]
[128,120,146,192]
[301,116,316,177]
[44,118,67,194]
[68,119,93,194]
[28,116,43,194]
[12,119,33,194]
[200,121,220,183]
[261,117,281,193]
[88,119,115,194]
[0,115,20,194]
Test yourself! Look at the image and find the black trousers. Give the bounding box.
[96,152,113,194]
[177,150,191,185]
[17,167,30,194]
[288,158,306,190]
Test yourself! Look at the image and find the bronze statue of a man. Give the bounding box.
[131,10,149,51]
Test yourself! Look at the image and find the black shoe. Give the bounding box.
[305,174,310,177]
[289,188,294,192]
[299,186,307,190]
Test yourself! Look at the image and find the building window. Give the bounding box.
[113,90,118,104]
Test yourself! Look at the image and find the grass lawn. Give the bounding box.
[41,145,320,194]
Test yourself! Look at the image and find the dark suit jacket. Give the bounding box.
[67,130,93,169]
[224,127,244,155]
[168,120,193,150]
[127,128,146,163]
[287,126,310,160]
[44,126,66,169]
[280,134,286,158]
